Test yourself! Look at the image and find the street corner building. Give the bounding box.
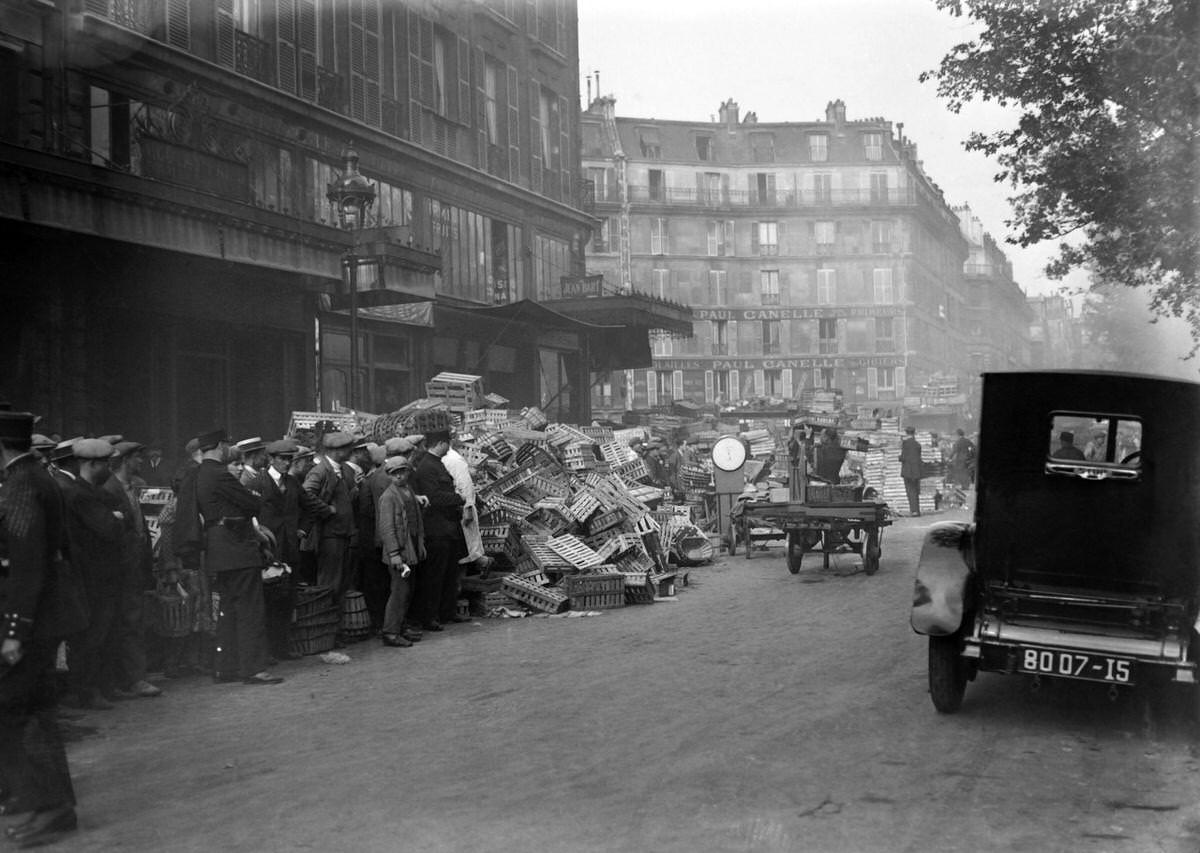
[0,0,688,451]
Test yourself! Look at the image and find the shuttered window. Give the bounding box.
[277,0,297,94]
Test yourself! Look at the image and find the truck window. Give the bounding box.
[1047,413,1142,473]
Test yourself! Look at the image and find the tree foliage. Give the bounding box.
[923,0,1200,351]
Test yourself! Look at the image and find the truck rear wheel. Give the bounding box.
[928,634,968,713]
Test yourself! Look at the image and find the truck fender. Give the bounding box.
[911,521,975,637]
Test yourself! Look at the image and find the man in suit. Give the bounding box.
[0,411,86,847]
[61,439,126,709]
[235,437,267,488]
[102,442,161,700]
[302,432,357,606]
[140,445,172,488]
[194,430,281,686]
[247,439,320,661]
[899,426,924,517]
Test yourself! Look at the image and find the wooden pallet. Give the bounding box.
[546,533,604,569]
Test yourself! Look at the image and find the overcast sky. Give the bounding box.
[576,0,1077,297]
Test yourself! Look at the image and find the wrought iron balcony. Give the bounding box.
[627,185,921,209]
[235,30,272,86]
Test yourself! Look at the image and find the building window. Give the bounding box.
[651,333,670,357]
[751,133,775,163]
[650,217,669,255]
[709,269,727,303]
[537,87,554,164]
[712,320,728,355]
[763,369,782,397]
[877,366,895,391]
[700,171,722,205]
[652,268,669,299]
[873,268,894,303]
[863,132,883,161]
[809,133,829,162]
[754,172,776,205]
[760,270,780,305]
[871,220,893,252]
[591,218,611,253]
[762,320,782,355]
[818,319,838,354]
[713,369,729,401]
[815,220,835,252]
[639,127,661,159]
[588,166,611,201]
[816,366,836,390]
[870,172,888,203]
[483,60,499,145]
[875,317,895,353]
[706,220,731,256]
[655,369,674,400]
[817,269,836,304]
[696,135,713,161]
[648,169,664,201]
[754,221,778,255]
[813,173,832,203]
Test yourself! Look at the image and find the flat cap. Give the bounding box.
[368,443,386,465]
[323,431,354,450]
[112,441,145,458]
[1059,430,1075,443]
[196,429,228,451]
[383,456,411,473]
[50,437,81,462]
[352,436,372,450]
[74,438,116,460]
[403,434,426,447]
[294,445,315,460]
[97,434,123,445]
[184,438,200,455]
[385,437,415,456]
[31,434,56,451]
[0,412,35,444]
[235,436,265,453]
[265,439,298,457]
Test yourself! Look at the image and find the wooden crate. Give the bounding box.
[547,534,604,569]
[500,575,568,613]
[562,573,625,610]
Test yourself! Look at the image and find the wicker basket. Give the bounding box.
[289,615,339,655]
[148,589,192,638]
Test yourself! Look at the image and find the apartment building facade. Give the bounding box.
[582,96,973,416]
[0,0,660,450]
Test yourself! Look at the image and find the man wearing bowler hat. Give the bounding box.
[0,411,86,846]
[303,431,357,606]
[194,430,281,685]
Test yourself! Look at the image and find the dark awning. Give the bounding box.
[540,291,694,337]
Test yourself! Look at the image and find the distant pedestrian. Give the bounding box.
[948,429,976,487]
[900,427,923,516]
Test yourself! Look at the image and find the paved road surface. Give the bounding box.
[32,510,1200,852]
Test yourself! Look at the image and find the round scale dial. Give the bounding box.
[712,436,748,472]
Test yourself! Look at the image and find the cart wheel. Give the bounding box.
[928,633,968,713]
[786,532,802,574]
[863,528,881,576]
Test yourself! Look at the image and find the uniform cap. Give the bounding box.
[196,429,229,451]
[235,437,265,453]
[266,439,299,457]
[323,431,355,450]
[385,437,415,456]
[0,412,35,443]
[74,438,116,460]
[384,456,411,473]
[184,438,201,455]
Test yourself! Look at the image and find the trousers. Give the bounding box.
[316,536,350,603]
[381,563,413,636]
[903,476,921,515]
[67,587,118,697]
[214,567,269,680]
[0,638,75,811]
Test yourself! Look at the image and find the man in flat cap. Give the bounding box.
[410,430,465,632]
[247,439,321,660]
[303,431,357,607]
[61,438,126,710]
[193,430,281,685]
[0,411,85,846]
[355,441,394,632]
[102,442,161,700]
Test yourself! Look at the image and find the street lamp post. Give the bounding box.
[326,146,376,410]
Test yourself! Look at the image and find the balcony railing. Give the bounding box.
[711,343,728,355]
[628,185,922,209]
[235,30,272,85]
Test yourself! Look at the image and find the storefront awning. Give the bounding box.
[540,290,694,338]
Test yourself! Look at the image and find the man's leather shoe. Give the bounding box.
[7,806,77,847]
[400,629,422,642]
[423,622,444,632]
[0,799,30,817]
[243,673,284,685]
[381,634,412,648]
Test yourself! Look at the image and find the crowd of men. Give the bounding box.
[0,404,478,848]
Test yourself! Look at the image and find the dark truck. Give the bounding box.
[910,370,1200,713]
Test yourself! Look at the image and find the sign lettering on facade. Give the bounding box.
[651,356,906,371]
[692,306,903,321]
[559,274,604,298]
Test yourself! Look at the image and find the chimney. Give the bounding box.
[718,98,739,130]
[825,99,846,124]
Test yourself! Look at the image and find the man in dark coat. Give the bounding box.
[0,411,85,846]
[302,432,357,606]
[102,441,161,699]
[194,430,281,685]
[899,426,923,516]
[62,439,126,709]
[247,439,320,661]
[410,430,465,632]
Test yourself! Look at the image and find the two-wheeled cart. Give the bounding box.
[732,495,891,575]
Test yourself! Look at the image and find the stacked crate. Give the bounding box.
[425,372,483,413]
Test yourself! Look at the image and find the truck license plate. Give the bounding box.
[1017,648,1133,684]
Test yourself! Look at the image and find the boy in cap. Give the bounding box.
[0,411,84,846]
[377,456,426,646]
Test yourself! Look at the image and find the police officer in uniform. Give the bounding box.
[193,430,282,685]
[0,411,86,847]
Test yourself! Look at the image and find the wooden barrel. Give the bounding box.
[339,590,372,640]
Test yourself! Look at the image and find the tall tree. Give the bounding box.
[923,0,1200,352]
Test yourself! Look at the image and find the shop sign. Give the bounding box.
[693,306,903,321]
[559,274,605,298]
[652,355,905,371]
